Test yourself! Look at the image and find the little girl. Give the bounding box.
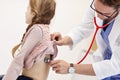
[1,0,57,80]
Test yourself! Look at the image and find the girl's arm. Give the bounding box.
[2,26,42,80]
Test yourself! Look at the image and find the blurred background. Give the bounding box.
[0,0,97,80]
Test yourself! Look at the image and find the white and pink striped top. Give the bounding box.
[2,24,58,80]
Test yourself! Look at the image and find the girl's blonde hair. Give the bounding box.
[12,0,56,56]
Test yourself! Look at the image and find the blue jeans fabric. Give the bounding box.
[0,75,3,80]
[0,75,32,80]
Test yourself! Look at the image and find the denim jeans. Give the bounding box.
[0,75,3,80]
[0,75,32,80]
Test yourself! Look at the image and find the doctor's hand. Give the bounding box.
[51,32,73,46]
[51,32,64,46]
[49,60,70,74]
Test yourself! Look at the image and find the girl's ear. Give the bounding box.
[33,12,36,16]
[31,12,36,18]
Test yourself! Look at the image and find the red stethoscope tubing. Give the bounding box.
[77,17,109,64]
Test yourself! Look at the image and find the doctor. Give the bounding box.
[50,0,120,80]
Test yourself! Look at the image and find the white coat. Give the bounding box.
[67,2,120,80]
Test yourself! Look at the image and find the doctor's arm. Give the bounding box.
[50,60,96,76]
[51,6,94,47]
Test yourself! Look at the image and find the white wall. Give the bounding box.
[0,0,28,74]
[0,0,97,80]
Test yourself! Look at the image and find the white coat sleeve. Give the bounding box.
[2,26,42,80]
[67,6,95,47]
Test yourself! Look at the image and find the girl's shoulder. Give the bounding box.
[34,24,50,32]
[29,24,49,33]
[33,24,49,28]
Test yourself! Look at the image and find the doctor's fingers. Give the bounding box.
[50,60,70,71]
[50,60,69,68]
[50,32,62,41]
[55,40,64,46]
[50,60,62,66]
[53,66,69,74]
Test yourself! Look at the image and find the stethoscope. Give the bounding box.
[43,17,113,64]
[77,17,110,64]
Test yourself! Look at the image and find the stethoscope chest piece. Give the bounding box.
[44,54,53,63]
